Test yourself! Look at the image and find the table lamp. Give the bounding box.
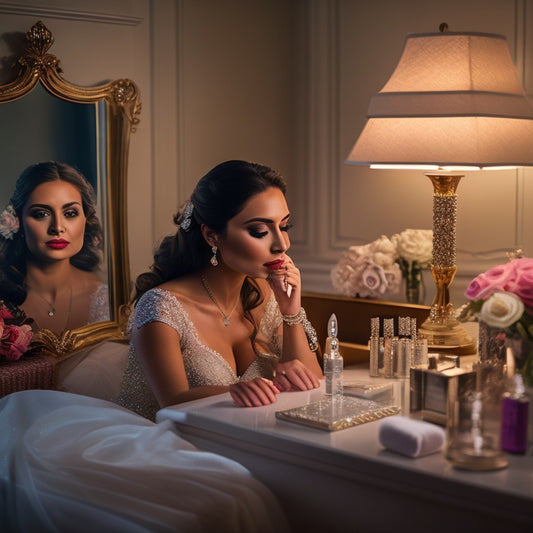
[345,25,533,354]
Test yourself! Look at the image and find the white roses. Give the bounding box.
[0,205,20,240]
[478,291,525,329]
[391,229,433,267]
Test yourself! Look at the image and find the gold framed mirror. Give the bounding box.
[0,21,140,357]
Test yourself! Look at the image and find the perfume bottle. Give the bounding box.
[500,373,529,454]
[395,316,412,378]
[412,338,429,368]
[369,316,381,377]
[382,318,396,378]
[323,313,343,397]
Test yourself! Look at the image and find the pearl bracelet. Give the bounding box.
[282,307,319,352]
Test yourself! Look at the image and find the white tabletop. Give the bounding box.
[158,366,533,532]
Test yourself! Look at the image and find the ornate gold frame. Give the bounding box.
[0,21,141,357]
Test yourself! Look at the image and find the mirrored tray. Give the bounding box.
[275,396,400,432]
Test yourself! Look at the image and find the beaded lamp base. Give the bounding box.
[418,173,476,355]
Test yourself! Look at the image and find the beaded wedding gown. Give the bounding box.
[116,287,283,420]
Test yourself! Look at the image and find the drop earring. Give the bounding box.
[210,245,218,266]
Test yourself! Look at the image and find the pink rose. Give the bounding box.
[508,259,533,306]
[0,305,14,320]
[0,324,33,361]
[359,262,389,298]
[466,257,533,310]
[465,261,514,300]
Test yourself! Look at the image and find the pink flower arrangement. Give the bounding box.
[331,236,401,299]
[463,257,533,385]
[0,303,33,361]
[465,257,533,310]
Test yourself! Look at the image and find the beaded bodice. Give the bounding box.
[116,287,283,420]
[88,283,110,324]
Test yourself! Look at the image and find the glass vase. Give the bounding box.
[403,263,424,305]
[479,321,533,388]
[478,321,506,363]
[505,336,533,388]
[446,360,508,471]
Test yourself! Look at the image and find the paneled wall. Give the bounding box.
[1,0,531,308]
[293,0,533,308]
[0,0,154,292]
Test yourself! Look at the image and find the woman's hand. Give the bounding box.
[273,359,321,392]
[229,378,281,407]
[266,254,301,316]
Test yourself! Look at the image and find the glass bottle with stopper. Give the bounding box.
[323,313,344,397]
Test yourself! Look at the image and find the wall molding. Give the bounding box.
[297,0,533,304]
[0,1,143,25]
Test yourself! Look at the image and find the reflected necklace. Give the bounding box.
[29,285,73,321]
[32,290,58,317]
[200,275,239,327]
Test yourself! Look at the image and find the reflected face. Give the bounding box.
[21,180,86,264]
[217,187,292,278]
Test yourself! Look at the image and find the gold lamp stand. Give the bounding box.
[418,173,477,355]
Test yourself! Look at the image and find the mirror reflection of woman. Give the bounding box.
[0,161,109,333]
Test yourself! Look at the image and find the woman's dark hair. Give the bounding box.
[0,161,104,305]
[134,160,287,351]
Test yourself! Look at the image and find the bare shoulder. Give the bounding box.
[157,274,204,307]
[71,268,106,295]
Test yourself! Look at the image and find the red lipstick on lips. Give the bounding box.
[264,259,285,271]
[46,239,69,250]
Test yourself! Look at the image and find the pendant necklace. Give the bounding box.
[32,291,57,317]
[29,285,73,325]
[200,275,239,327]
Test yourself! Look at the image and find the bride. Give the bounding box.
[117,160,323,420]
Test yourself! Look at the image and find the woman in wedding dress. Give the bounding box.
[117,160,323,420]
[0,160,316,531]
[0,161,109,333]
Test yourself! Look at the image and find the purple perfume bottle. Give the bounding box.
[500,373,529,454]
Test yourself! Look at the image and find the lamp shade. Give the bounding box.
[346,31,533,168]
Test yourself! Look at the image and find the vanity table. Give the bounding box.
[158,366,533,533]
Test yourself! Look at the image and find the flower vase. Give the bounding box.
[400,260,424,305]
[479,321,533,387]
[478,321,507,363]
[446,360,508,471]
[505,336,533,388]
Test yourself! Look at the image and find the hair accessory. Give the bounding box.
[180,201,194,232]
[282,307,319,352]
[210,245,218,266]
[0,205,20,240]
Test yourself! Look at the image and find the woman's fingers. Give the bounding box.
[275,361,321,391]
[267,256,300,297]
[230,378,280,407]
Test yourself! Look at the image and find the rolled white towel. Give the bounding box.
[378,416,446,458]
